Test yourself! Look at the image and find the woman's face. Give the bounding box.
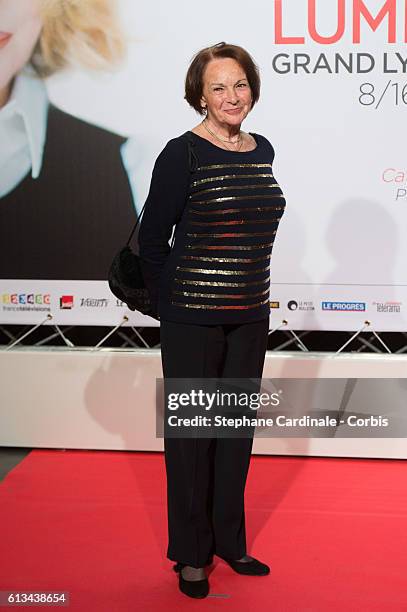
[0,0,43,91]
[200,57,253,129]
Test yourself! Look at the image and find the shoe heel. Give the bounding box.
[178,572,209,599]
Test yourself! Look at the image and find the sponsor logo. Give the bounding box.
[60,295,74,309]
[372,301,402,313]
[269,301,280,309]
[322,301,366,311]
[288,300,314,312]
[80,298,109,308]
[1,293,51,313]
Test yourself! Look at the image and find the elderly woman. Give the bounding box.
[139,42,286,599]
[0,0,136,280]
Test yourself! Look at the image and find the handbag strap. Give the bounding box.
[126,132,198,246]
[126,201,146,245]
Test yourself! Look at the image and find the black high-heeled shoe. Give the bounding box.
[218,555,270,576]
[173,563,209,599]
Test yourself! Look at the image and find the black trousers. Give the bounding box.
[160,317,269,568]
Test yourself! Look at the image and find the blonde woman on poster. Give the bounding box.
[0,0,136,280]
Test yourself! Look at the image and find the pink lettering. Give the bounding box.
[353,0,396,43]
[275,0,305,44]
[309,0,345,44]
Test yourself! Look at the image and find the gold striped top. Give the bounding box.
[171,133,285,317]
[138,132,286,323]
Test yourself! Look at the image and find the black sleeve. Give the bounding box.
[138,137,190,315]
[253,133,275,164]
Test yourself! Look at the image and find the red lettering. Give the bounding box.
[353,0,396,43]
[405,0,407,42]
[276,0,401,45]
[309,0,345,44]
[382,169,396,182]
[275,0,305,44]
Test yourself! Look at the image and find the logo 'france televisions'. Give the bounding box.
[322,302,366,312]
[60,295,74,309]
[2,293,50,305]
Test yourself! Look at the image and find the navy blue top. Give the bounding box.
[138,131,286,324]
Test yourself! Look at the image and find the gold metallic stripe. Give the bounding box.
[187,231,277,238]
[197,163,272,171]
[191,184,280,197]
[181,255,269,263]
[171,297,270,310]
[191,173,273,187]
[190,206,285,215]
[173,288,269,299]
[175,265,270,275]
[193,194,283,205]
[174,278,270,288]
[185,242,274,250]
[190,218,282,227]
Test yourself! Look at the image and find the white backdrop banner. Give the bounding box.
[2,0,406,331]
[1,280,406,330]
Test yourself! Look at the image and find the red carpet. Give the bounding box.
[0,450,406,611]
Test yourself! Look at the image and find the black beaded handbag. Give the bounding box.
[107,201,153,315]
[108,132,198,317]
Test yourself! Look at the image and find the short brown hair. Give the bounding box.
[185,42,260,115]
